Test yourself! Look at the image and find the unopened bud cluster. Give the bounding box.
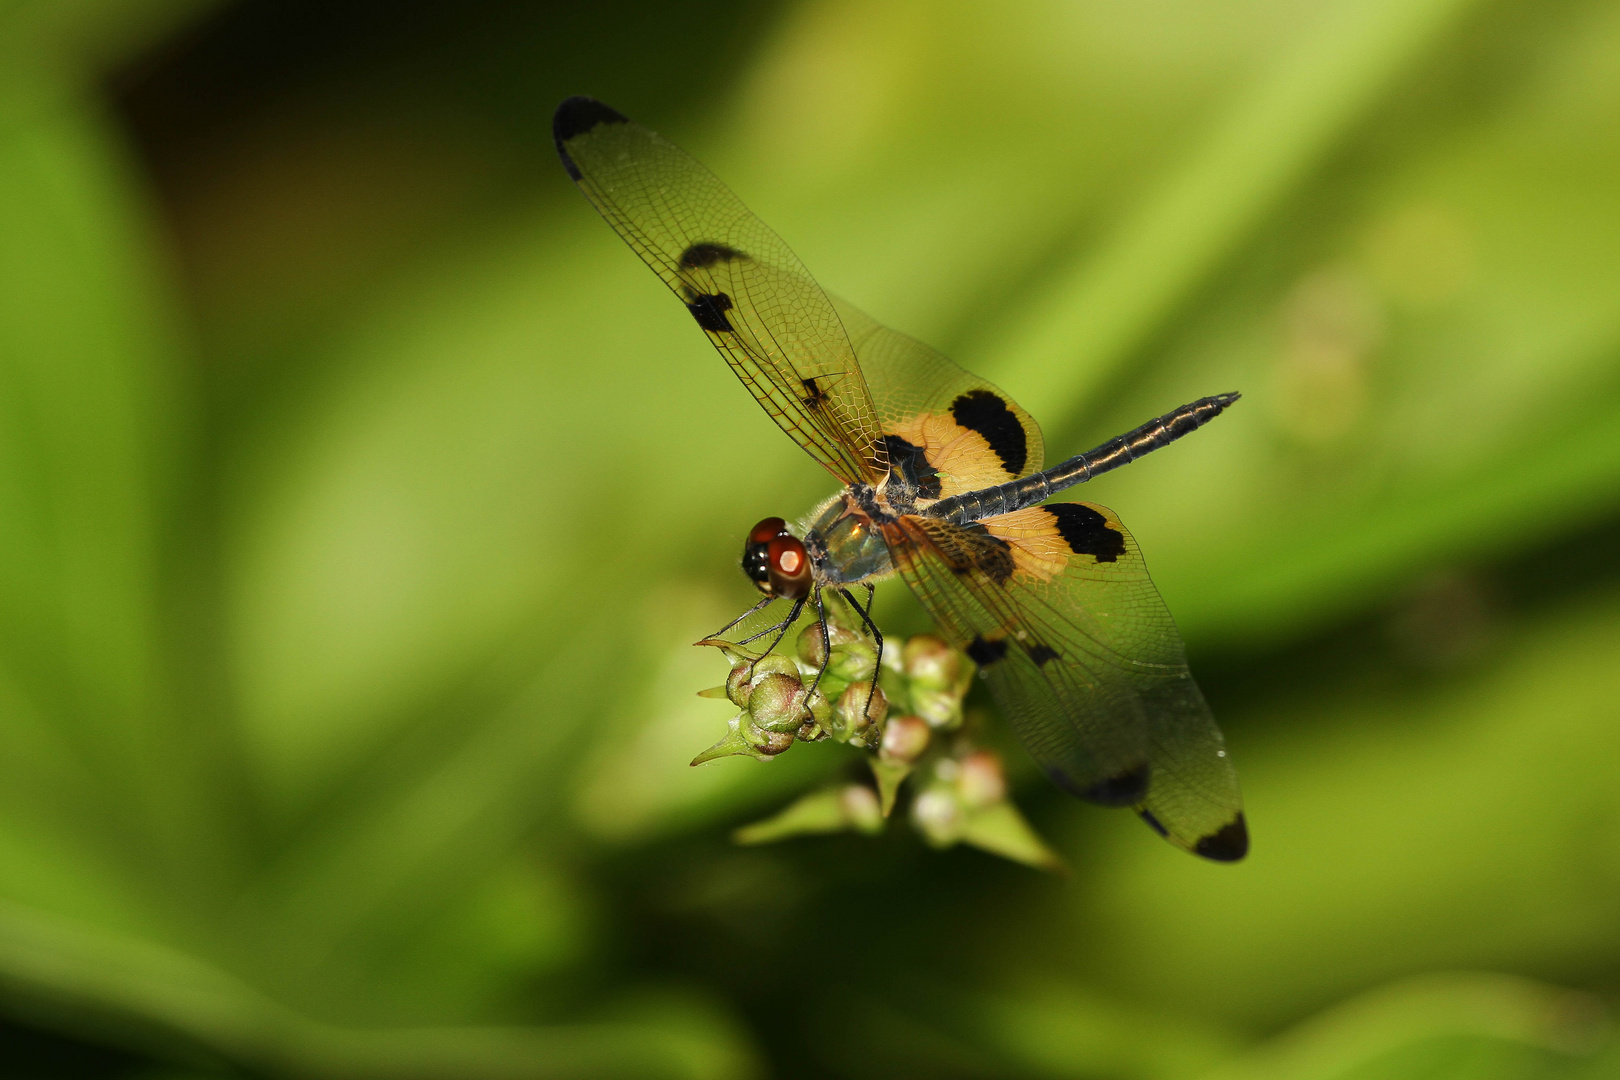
[700,618,1063,869]
[693,620,969,766]
[911,750,1009,846]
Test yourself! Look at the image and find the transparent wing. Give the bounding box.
[831,296,1045,507]
[887,505,1246,861]
[554,97,886,485]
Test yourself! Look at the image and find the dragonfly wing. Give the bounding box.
[888,506,1246,861]
[555,97,886,484]
[831,295,1045,508]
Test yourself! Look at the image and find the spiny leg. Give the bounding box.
[802,586,833,707]
[730,614,796,649]
[699,594,776,646]
[721,597,809,652]
[749,595,806,673]
[837,583,883,721]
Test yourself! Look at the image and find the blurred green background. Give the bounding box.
[4,0,1620,1076]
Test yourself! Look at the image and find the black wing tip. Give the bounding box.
[1192,813,1249,862]
[552,96,629,178]
[1048,762,1149,807]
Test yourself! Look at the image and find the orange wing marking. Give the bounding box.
[884,412,1016,502]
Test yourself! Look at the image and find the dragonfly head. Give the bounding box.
[743,517,812,600]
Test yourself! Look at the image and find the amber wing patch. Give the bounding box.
[883,410,1022,503]
[981,503,1128,581]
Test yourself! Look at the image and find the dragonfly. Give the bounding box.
[554,96,1247,862]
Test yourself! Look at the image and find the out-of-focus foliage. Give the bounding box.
[3,0,1620,1076]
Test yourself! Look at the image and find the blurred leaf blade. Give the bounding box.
[983,0,1490,428]
[0,63,262,926]
[1,0,1619,1075]
[0,896,758,1079]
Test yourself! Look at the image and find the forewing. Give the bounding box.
[889,506,1246,861]
[832,296,1045,506]
[555,97,885,484]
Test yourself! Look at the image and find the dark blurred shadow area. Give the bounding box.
[0,0,1617,1076]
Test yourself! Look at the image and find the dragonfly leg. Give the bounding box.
[748,595,806,674]
[801,587,832,712]
[700,594,776,646]
[837,583,883,721]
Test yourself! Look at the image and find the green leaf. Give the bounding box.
[733,784,884,845]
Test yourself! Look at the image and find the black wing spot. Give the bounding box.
[1138,809,1170,837]
[1076,762,1150,807]
[977,538,1015,583]
[1046,503,1125,563]
[1027,642,1059,666]
[951,389,1027,476]
[1193,813,1249,862]
[801,377,828,407]
[1046,764,1147,805]
[552,97,629,179]
[687,292,735,333]
[680,242,745,269]
[880,435,941,501]
[965,635,1008,666]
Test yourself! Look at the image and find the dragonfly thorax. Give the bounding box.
[801,492,896,587]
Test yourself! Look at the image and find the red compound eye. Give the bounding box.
[749,517,786,545]
[766,534,811,599]
[742,517,797,595]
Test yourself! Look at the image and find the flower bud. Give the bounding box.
[725,661,753,707]
[750,653,800,681]
[879,714,931,765]
[750,725,796,755]
[832,680,888,746]
[957,750,1007,808]
[912,786,964,846]
[796,623,827,669]
[749,672,809,733]
[838,784,884,834]
[826,639,878,684]
[797,620,862,668]
[911,687,963,730]
[902,634,962,689]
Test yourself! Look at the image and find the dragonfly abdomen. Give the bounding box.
[926,393,1240,524]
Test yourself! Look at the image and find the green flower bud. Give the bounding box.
[902,634,962,689]
[796,623,827,669]
[838,784,884,834]
[912,785,964,846]
[789,687,833,742]
[831,680,888,746]
[725,661,753,707]
[911,687,963,730]
[879,714,931,765]
[957,750,1007,808]
[796,619,861,668]
[735,710,795,753]
[749,672,809,733]
[806,685,834,725]
[826,638,878,684]
[750,653,800,681]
